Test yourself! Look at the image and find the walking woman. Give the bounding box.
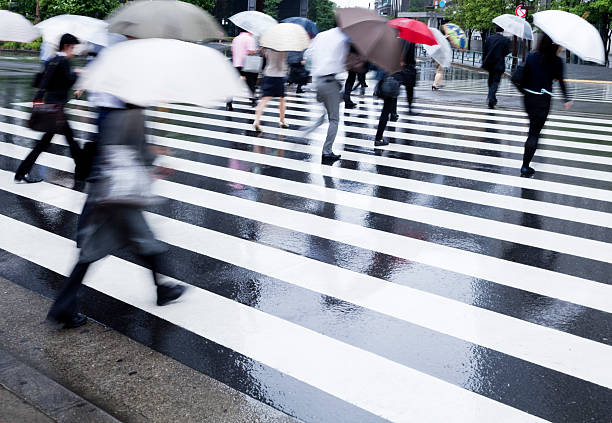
[15,34,82,183]
[47,107,185,328]
[519,34,572,177]
[253,48,289,132]
[432,62,444,90]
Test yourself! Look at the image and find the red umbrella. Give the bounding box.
[388,18,437,46]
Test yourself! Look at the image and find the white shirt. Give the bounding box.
[304,28,350,78]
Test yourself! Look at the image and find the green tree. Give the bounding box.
[308,0,336,32]
[264,0,282,19]
[183,0,215,14]
[38,0,122,20]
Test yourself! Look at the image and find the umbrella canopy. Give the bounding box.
[76,39,245,107]
[229,11,277,37]
[442,23,467,50]
[259,23,310,52]
[388,18,437,46]
[282,17,319,38]
[107,0,223,42]
[36,15,108,46]
[336,7,403,73]
[0,10,39,43]
[493,14,533,40]
[533,10,605,65]
[423,27,452,68]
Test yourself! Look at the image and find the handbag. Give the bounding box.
[375,74,400,99]
[511,63,526,93]
[88,145,161,207]
[242,54,263,73]
[28,57,66,133]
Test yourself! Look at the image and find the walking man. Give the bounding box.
[482,26,510,109]
[302,27,350,162]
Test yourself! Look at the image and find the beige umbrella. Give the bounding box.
[259,23,310,51]
[0,10,39,43]
[106,0,224,42]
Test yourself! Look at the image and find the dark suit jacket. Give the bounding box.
[39,56,77,104]
[482,33,511,72]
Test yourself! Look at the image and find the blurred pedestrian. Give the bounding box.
[373,70,402,147]
[47,106,185,329]
[482,25,510,109]
[432,62,444,90]
[227,31,258,110]
[518,34,572,178]
[302,27,350,162]
[397,40,417,116]
[253,48,289,131]
[15,33,82,184]
[343,46,367,108]
[287,50,309,94]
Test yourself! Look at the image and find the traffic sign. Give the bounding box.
[515,5,527,18]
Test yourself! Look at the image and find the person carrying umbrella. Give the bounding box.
[482,25,511,109]
[15,33,83,184]
[287,50,309,94]
[398,40,417,115]
[253,47,290,131]
[343,46,368,108]
[517,34,572,178]
[301,27,350,162]
[226,31,259,110]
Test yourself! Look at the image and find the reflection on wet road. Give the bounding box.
[1,57,612,423]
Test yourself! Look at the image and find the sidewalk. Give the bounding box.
[564,63,612,82]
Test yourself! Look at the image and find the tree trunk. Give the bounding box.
[35,0,40,24]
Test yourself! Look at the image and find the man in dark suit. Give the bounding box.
[482,26,511,109]
[15,33,82,183]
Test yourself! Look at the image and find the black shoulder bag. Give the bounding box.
[28,58,67,133]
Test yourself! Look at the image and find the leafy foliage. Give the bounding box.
[182,0,215,14]
[308,0,336,31]
[444,0,514,32]
[264,0,282,19]
[38,0,122,20]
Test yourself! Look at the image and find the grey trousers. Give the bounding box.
[307,76,341,155]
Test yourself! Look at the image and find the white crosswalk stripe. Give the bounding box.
[1,88,611,423]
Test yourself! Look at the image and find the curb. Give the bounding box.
[0,348,122,423]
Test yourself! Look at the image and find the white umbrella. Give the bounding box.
[36,14,108,47]
[493,14,533,40]
[0,10,39,43]
[260,23,310,52]
[423,27,452,68]
[533,10,605,65]
[229,11,277,37]
[76,39,246,107]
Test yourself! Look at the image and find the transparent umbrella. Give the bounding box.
[533,10,605,65]
[0,10,39,43]
[230,11,277,37]
[493,14,533,40]
[76,39,247,107]
[423,28,452,68]
[36,15,108,46]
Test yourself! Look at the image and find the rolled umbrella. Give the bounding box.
[533,10,605,65]
[0,10,39,43]
[442,23,467,50]
[492,14,533,40]
[423,27,451,68]
[336,7,403,74]
[107,0,223,42]
[36,15,108,46]
[388,18,437,46]
[76,38,246,107]
[259,23,310,52]
[230,10,277,37]
[282,17,319,38]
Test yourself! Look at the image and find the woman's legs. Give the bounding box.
[253,96,271,129]
[279,97,287,125]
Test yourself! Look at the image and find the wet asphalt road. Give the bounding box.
[0,54,611,422]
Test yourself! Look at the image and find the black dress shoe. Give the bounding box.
[488,102,495,109]
[226,103,233,111]
[14,173,43,184]
[520,166,535,177]
[374,139,389,147]
[48,311,87,329]
[322,153,341,162]
[344,102,356,109]
[296,88,305,94]
[390,114,399,122]
[157,284,186,306]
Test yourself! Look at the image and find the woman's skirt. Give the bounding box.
[261,76,285,98]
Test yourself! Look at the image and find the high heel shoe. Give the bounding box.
[432,85,439,91]
[253,122,262,132]
[279,122,289,129]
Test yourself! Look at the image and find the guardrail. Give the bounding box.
[417,45,518,72]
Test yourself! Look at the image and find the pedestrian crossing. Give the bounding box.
[0,86,611,422]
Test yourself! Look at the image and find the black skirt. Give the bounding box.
[261,76,285,98]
